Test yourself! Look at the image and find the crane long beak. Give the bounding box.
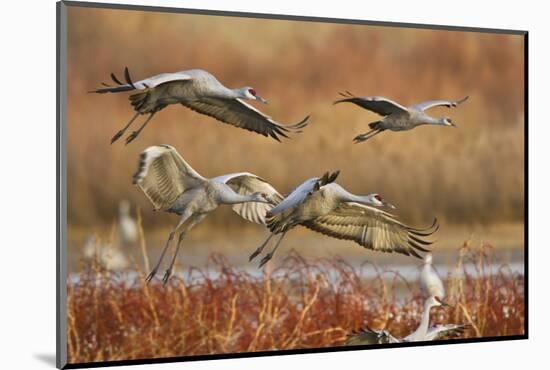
[256,95,268,104]
[383,201,396,209]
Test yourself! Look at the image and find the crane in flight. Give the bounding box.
[91,67,309,144]
[249,170,438,268]
[334,92,468,143]
[133,144,283,284]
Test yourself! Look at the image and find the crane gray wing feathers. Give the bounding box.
[268,171,340,216]
[212,173,283,225]
[412,96,469,111]
[425,324,470,340]
[346,327,400,345]
[131,71,193,89]
[93,68,193,93]
[303,203,438,258]
[334,95,408,116]
[267,178,319,216]
[133,145,206,211]
[180,97,309,142]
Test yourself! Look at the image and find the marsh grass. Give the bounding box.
[67,242,524,364]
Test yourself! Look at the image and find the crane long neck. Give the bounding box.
[422,115,446,125]
[225,87,247,99]
[220,190,258,205]
[208,85,244,99]
[417,301,435,337]
[336,186,375,205]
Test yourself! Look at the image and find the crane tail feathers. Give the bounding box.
[124,66,136,89]
[91,69,136,93]
[111,72,124,85]
[90,84,135,94]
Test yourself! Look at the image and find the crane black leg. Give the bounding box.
[145,230,174,283]
[162,214,205,286]
[111,112,140,144]
[259,231,287,268]
[162,231,186,285]
[249,233,275,261]
[145,214,189,284]
[125,112,156,145]
[353,129,383,143]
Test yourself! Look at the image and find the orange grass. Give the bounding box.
[66,242,524,364]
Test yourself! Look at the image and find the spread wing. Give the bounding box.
[345,327,400,345]
[180,97,309,142]
[267,178,318,217]
[211,173,283,225]
[133,145,207,211]
[425,324,470,341]
[92,67,193,93]
[268,171,340,216]
[334,94,408,116]
[412,96,469,111]
[303,203,438,258]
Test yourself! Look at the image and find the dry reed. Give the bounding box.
[67,242,524,364]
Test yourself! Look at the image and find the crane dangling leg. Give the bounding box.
[145,212,190,284]
[125,112,156,145]
[249,233,275,262]
[111,112,140,144]
[162,213,206,285]
[258,231,287,268]
[353,129,383,143]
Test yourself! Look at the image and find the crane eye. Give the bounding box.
[248,88,257,96]
[374,194,382,201]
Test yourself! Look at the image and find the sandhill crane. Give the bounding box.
[133,144,282,284]
[117,200,139,248]
[82,235,129,271]
[334,92,468,143]
[420,252,445,299]
[345,296,469,345]
[91,67,309,144]
[249,170,438,268]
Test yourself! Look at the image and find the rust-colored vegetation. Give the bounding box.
[65,8,525,365]
[67,242,524,364]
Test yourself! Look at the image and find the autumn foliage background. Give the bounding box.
[66,7,524,234]
[64,6,525,365]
